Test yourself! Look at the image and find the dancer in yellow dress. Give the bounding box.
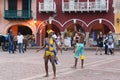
[37,29,56,79]
[37,29,62,79]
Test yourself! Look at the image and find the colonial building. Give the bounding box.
[113,0,120,33]
[0,0,36,40]
[36,0,116,46]
[113,0,120,47]
[0,0,119,47]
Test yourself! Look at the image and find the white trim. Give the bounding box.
[73,19,76,24]
[36,19,63,33]
[36,19,87,32]
[38,18,115,47]
[87,18,116,32]
[52,19,63,27]
[63,19,87,27]
[36,19,48,33]
[99,19,102,24]
[37,18,115,32]
[76,19,88,27]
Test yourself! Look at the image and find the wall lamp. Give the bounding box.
[34,18,37,24]
[116,18,120,24]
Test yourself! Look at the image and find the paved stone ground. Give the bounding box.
[0,48,120,80]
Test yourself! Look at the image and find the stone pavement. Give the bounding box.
[0,48,120,80]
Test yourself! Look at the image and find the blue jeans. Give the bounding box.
[8,43,14,53]
[18,43,24,53]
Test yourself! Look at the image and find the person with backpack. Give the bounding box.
[107,31,114,55]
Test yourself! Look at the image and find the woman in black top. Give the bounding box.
[96,32,103,55]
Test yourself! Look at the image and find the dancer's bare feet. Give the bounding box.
[53,76,56,79]
[43,74,49,77]
[71,66,76,69]
[81,66,84,69]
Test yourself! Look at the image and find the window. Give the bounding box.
[8,0,17,10]
[22,0,31,10]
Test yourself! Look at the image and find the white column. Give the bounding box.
[62,0,64,11]
[69,0,74,11]
[87,0,89,11]
[85,32,90,47]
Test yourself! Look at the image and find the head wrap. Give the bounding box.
[47,29,54,34]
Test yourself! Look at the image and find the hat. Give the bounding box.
[47,29,54,34]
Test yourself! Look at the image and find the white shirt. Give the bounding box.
[52,34,57,39]
[17,34,24,43]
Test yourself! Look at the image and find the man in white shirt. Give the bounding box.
[17,32,24,53]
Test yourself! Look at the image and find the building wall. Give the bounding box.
[36,0,116,47]
[115,13,120,33]
[114,0,120,33]
[0,0,37,36]
[37,0,114,32]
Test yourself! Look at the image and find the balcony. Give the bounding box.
[62,0,109,13]
[113,1,120,13]
[4,10,32,20]
[39,2,56,13]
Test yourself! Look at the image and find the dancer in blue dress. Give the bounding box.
[72,30,85,69]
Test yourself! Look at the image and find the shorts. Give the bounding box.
[80,55,85,60]
[44,51,54,57]
[74,43,85,59]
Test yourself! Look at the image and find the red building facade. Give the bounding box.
[36,0,114,46]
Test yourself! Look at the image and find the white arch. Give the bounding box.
[36,19,87,32]
[36,19,63,33]
[63,19,87,27]
[52,19,63,27]
[87,18,116,32]
[76,19,88,27]
[37,18,115,33]
[36,20,47,33]
[38,18,115,47]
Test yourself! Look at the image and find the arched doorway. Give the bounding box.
[64,24,85,47]
[8,25,34,47]
[89,23,111,40]
[18,26,32,35]
[89,23,111,46]
[66,24,85,35]
[8,25,32,35]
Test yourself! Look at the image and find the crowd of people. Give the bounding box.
[95,31,114,55]
[5,29,37,53]
[37,29,86,79]
[36,29,116,79]
[8,29,25,53]
[5,28,116,79]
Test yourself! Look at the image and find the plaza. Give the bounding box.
[0,48,120,80]
[0,0,120,80]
